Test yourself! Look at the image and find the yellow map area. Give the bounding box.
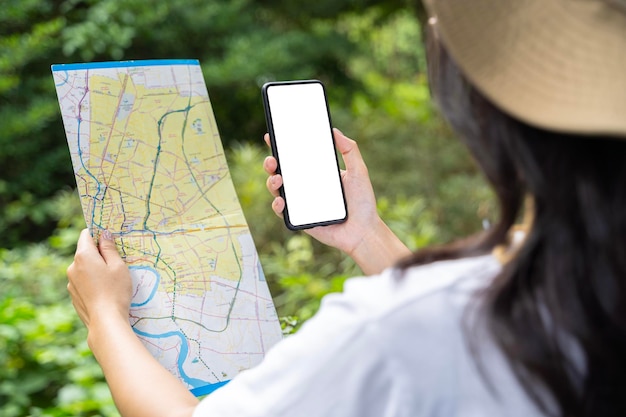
[89,71,247,295]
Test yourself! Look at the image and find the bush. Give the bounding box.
[0,207,118,416]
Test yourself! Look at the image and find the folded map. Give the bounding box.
[52,59,283,396]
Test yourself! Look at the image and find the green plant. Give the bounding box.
[0,237,118,416]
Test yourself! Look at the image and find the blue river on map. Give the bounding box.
[129,265,160,307]
[128,265,207,389]
[132,328,207,388]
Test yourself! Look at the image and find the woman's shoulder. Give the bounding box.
[324,253,502,323]
[304,253,503,373]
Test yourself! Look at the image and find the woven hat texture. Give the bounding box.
[425,0,626,136]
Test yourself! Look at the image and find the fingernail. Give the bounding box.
[102,230,113,241]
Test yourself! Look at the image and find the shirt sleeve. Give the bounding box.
[192,272,412,417]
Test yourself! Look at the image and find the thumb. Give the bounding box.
[333,128,367,175]
[98,230,124,266]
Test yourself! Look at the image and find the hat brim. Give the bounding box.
[425,0,626,137]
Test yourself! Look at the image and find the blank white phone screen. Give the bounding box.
[266,82,346,228]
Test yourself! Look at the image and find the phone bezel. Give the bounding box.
[261,79,348,230]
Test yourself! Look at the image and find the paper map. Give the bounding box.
[52,60,282,396]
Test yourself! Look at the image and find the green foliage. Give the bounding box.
[0,212,118,416]
[334,9,496,240]
[0,191,116,417]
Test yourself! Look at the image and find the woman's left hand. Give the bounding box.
[67,229,132,330]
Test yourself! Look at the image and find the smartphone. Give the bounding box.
[262,80,347,230]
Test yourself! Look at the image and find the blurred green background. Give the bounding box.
[0,1,495,415]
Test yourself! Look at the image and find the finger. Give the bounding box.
[67,236,101,290]
[263,133,271,147]
[97,230,124,267]
[266,175,277,196]
[271,196,285,217]
[72,229,100,270]
[66,262,75,281]
[263,155,278,175]
[266,175,276,197]
[69,291,89,326]
[333,128,367,175]
[76,228,98,253]
[266,174,282,195]
[66,280,87,321]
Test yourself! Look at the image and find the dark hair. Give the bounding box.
[399,28,626,416]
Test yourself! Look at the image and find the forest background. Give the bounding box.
[0,1,496,415]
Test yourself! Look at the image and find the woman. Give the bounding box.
[66,0,626,416]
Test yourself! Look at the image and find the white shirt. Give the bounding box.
[193,254,547,417]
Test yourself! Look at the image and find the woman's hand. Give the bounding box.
[66,229,198,417]
[67,229,132,331]
[265,128,377,253]
[264,128,411,275]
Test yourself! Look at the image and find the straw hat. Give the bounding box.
[424,0,626,137]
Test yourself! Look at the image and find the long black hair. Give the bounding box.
[398,27,626,417]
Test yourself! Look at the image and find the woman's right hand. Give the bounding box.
[264,128,411,275]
